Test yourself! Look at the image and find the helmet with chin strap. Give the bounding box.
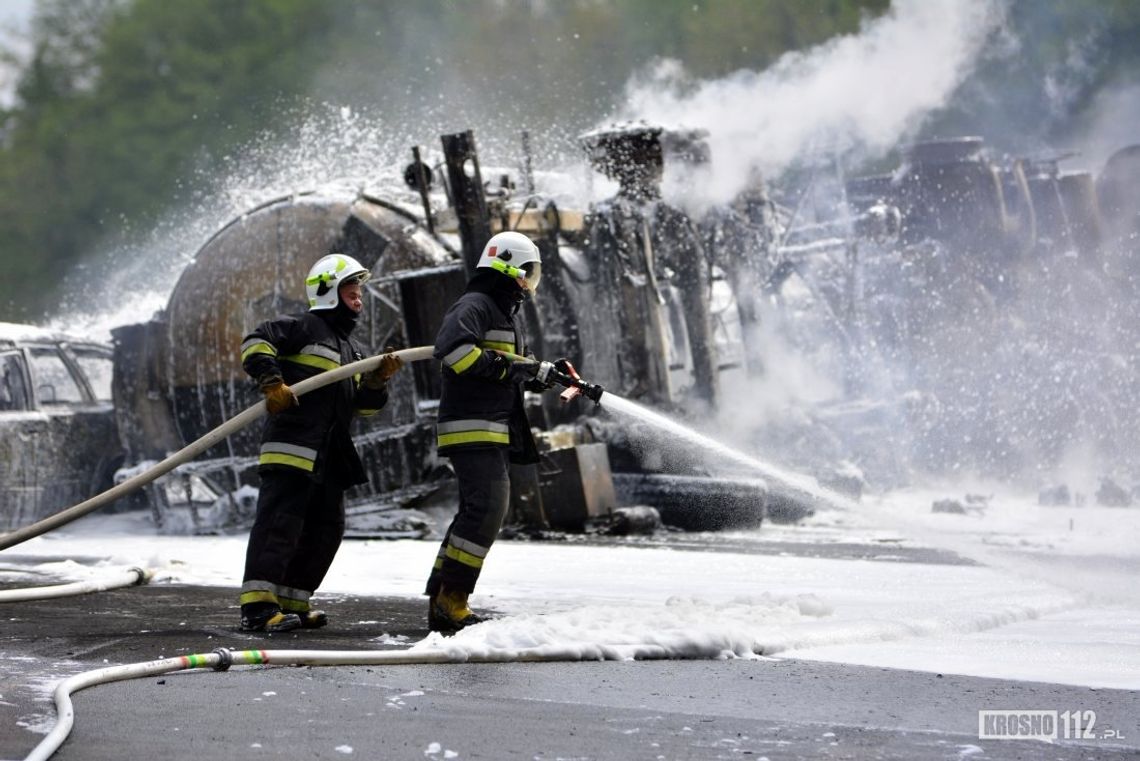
[305,253,371,311]
[476,231,542,294]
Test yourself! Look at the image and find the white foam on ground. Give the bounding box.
[775,488,1140,688]
[8,491,1138,689]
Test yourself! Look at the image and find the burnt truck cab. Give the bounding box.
[0,322,122,532]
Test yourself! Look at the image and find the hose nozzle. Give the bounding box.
[580,382,604,404]
[551,360,604,405]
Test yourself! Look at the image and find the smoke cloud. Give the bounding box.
[1067,78,1140,170]
[618,0,1009,208]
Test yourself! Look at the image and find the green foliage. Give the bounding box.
[0,0,338,317]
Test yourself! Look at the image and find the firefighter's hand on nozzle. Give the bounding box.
[504,354,536,384]
[534,361,556,387]
[364,347,403,389]
[522,360,557,392]
[261,379,299,415]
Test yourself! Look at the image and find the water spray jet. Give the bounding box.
[598,394,857,515]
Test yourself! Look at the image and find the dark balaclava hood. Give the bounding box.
[321,299,360,337]
[467,268,525,315]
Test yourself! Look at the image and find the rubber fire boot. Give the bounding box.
[280,599,329,629]
[428,588,486,634]
[296,610,329,629]
[278,593,330,629]
[240,602,303,633]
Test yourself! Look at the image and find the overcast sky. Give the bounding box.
[0,0,34,105]
[0,0,33,34]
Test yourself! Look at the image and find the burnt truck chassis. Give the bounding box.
[106,127,1140,538]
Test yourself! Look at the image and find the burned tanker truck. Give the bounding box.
[106,126,777,538]
[20,125,1135,538]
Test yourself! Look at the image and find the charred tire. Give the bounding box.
[611,473,770,531]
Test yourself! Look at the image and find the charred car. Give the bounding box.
[0,322,121,532]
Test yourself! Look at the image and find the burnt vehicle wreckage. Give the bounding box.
[5,125,1140,539]
[0,324,120,533]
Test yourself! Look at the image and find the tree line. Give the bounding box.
[2,0,1135,320]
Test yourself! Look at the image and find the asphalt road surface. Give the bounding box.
[2,581,1138,761]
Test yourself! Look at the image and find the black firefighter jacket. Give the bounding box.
[240,309,388,485]
[434,283,539,464]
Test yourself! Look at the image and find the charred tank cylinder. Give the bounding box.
[1021,158,1105,260]
[113,192,466,499]
[896,137,1034,261]
[1056,171,1104,260]
[1097,144,1140,248]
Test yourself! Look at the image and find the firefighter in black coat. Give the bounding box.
[238,253,403,632]
[427,231,562,632]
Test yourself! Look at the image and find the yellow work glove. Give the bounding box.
[261,379,299,414]
[362,349,404,390]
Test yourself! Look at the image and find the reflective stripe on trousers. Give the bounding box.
[425,447,511,597]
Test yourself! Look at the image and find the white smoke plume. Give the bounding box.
[1067,78,1140,170]
[618,0,1009,208]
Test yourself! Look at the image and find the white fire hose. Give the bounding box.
[2,344,579,761]
[20,641,671,761]
[0,566,150,603]
[0,342,791,761]
[0,346,435,552]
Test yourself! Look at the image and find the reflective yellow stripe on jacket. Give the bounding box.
[280,343,341,372]
[240,337,278,362]
[436,419,510,449]
[479,329,515,354]
[443,343,482,374]
[259,442,319,472]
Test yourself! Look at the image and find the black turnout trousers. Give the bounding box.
[425,447,511,597]
[242,469,346,608]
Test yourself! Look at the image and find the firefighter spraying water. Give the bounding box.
[425,230,605,631]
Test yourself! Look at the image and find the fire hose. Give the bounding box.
[0,566,150,603]
[0,346,435,552]
[0,346,605,551]
[21,641,665,761]
[0,345,612,760]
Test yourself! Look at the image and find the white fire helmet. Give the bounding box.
[476,231,542,294]
[305,253,371,311]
